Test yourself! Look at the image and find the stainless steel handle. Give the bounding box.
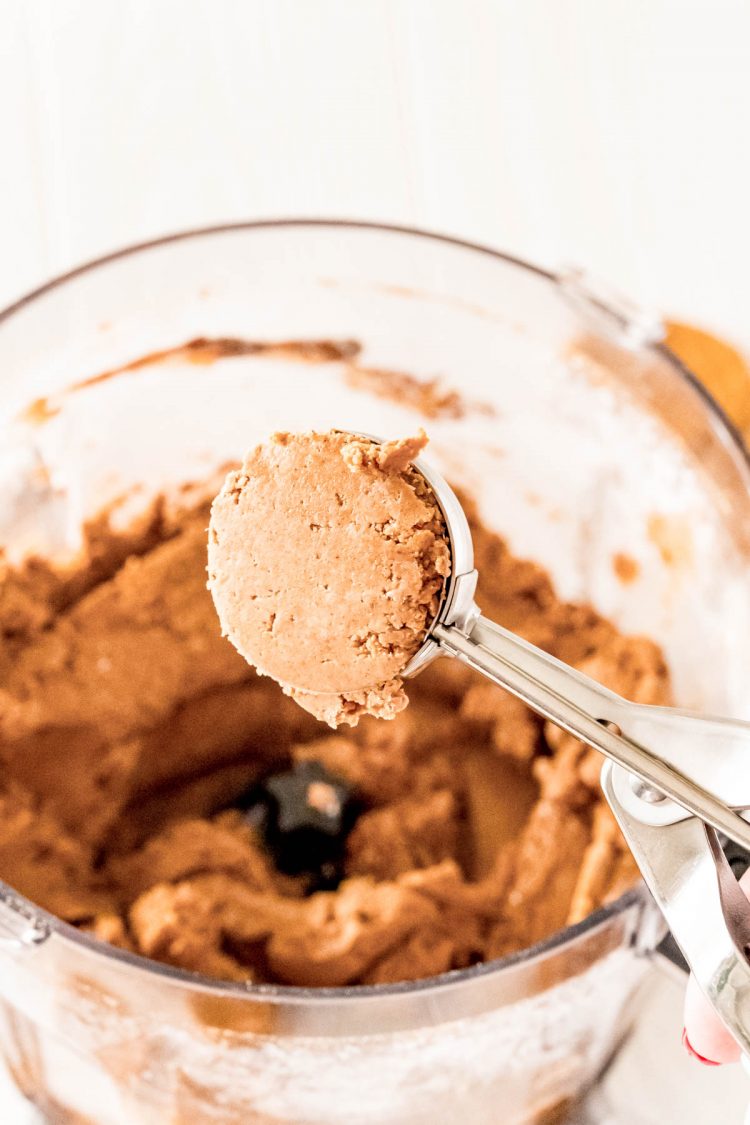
[604,763,750,1056]
[434,615,750,850]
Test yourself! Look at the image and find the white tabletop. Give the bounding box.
[2,0,750,347]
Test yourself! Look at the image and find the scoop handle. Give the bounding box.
[433,615,750,851]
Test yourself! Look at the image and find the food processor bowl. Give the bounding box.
[1,221,749,1125]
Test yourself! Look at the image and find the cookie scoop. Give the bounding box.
[209,426,750,1061]
[209,429,750,844]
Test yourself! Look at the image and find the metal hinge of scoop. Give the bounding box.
[604,760,750,1056]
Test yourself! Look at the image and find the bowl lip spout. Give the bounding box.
[0,217,742,1018]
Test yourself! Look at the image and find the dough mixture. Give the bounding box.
[208,429,449,727]
[0,469,670,987]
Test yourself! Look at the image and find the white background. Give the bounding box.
[1,1,750,1121]
[2,0,750,343]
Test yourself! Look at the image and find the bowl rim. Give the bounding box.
[2,216,744,461]
[0,217,745,1010]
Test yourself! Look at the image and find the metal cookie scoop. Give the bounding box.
[211,428,750,1052]
[405,442,750,839]
[395,438,750,1055]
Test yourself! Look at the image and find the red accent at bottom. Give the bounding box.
[682,1028,721,1066]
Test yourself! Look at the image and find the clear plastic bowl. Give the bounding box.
[1,221,750,1125]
